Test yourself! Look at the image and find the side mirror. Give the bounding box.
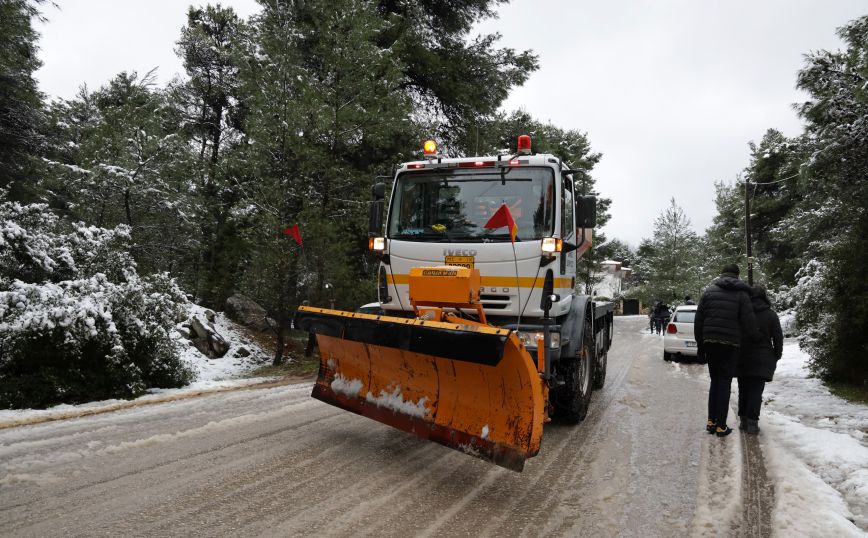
[369,183,386,235]
[576,195,597,229]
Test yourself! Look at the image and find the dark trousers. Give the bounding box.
[737,376,765,421]
[705,343,739,428]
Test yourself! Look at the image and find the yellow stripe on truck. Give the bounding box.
[387,273,573,289]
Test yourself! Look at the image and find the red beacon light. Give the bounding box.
[423,139,437,156]
[517,135,532,155]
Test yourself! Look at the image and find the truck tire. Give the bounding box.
[593,350,607,389]
[593,321,607,389]
[555,320,595,424]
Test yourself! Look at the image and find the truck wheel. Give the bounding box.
[593,323,608,389]
[593,350,607,389]
[555,322,595,424]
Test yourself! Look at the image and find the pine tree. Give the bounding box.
[785,15,868,384]
[172,5,250,307]
[43,72,195,278]
[375,0,538,146]
[742,129,805,286]
[0,0,45,201]
[631,198,702,305]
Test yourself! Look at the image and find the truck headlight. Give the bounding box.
[517,331,560,349]
[541,237,562,255]
[369,236,385,252]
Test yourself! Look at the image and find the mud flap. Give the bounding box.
[294,306,547,472]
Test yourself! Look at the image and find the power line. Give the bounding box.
[739,171,800,186]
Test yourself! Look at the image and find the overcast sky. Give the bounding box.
[34,1,867,247]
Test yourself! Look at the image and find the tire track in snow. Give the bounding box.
[420,316,640,538]
[738,432,774,537]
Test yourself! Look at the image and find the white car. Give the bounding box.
[663,305,701,362]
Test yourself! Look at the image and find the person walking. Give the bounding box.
[656,303,672,334]
[684,295,695,305]
[694,263,759,437]
[737,285,783,434]
[649,301,661,333]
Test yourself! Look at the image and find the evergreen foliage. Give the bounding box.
[0,194,192,408]
[629,198,703,306]
[0,0,46,201]
[5,0,610,399]
[785,15,868,384]
[702,15,868,385]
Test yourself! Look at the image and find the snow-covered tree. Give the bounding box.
[784,15,868,383]
[0,0,45,201]
[0,194,192,408]
[631,198,703,305]
[44,72,199,281]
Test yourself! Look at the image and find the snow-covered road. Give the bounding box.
[0,316,864,537]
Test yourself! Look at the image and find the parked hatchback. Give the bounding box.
[663,305,701,362]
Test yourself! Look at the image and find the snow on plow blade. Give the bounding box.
[293,306,546,472]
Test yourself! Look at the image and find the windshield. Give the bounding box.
[387,167,555,242]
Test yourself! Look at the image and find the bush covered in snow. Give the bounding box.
[0,195,192,408]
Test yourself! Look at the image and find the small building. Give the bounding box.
[592,259,632,299]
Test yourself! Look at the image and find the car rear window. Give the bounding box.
[674,311,696,323]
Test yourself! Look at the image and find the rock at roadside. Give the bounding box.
[188,315,230,358]
[224,294,273,332]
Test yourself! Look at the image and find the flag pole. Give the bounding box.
[512,237,521,329]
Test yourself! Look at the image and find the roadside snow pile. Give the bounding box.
[761,340,868,534]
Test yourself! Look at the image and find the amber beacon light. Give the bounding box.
[423,139,437,156]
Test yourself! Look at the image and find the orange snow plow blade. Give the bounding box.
[293,306,547,472]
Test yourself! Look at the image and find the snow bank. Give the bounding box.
[0,303,272,426]
[763,340,868,533]
[176,303,269,387]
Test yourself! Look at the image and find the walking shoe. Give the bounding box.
[739,417,747,431]
[745,419,760,435]
[706,419,716,434]
[715,425,733,437]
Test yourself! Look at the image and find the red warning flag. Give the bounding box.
[483,204,518,242]
[283,223,303,246]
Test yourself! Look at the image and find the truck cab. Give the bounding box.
[371,144,595,330]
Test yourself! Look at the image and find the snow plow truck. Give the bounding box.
[293,135,614,472]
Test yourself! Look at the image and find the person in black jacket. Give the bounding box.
[737,285,783,434]
[694,263,759,437]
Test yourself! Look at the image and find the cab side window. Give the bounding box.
[561,182,574,240]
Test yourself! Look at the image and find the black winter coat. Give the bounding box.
[738,295,784,381]
[694,276,758,348]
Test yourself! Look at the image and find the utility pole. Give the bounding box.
[744,180,754,285]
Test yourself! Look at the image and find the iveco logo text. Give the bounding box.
[443,249,477,256]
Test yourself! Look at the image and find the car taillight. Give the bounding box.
[666,323,677,334]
